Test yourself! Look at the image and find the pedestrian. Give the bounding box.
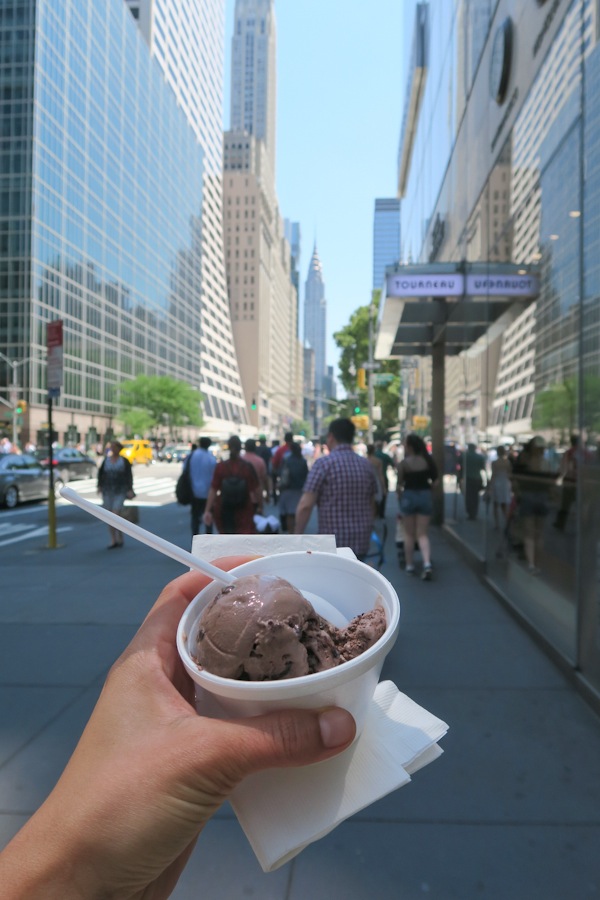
[278,441,308,533]
[512,436,555,574]
[271,430,293,501]
[461,442,486,520]
[294,418,378,560]
[367,443,386,518]
[97,440,134,549]
[489,445,512,530]
[0,560,355,898]
[396,433,438,580]
[374,440,394,514]
[243,438,268,508]
[188,436,217,537]
[203,435,259,534]
[553,434,587,532]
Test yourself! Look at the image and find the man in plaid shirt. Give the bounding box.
[294,418,378,558]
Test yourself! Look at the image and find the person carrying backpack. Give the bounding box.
[203,435,259,534]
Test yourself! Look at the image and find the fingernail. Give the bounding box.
[318,708,355,748]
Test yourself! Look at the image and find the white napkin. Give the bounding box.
[192,532,337,558]
[189,536,449,871]
[226,680,449,872]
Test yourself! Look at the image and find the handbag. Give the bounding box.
[176,457,193,505]
[121,504,139,524]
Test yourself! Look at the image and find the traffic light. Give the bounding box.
[251,397,257,410]
[15,400,27,415]
[357,367,366,390]
[354,405,361,414]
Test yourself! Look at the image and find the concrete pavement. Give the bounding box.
[0,496,599,898]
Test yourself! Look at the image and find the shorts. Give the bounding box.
[399,488,433,517]
[519,492,548,517]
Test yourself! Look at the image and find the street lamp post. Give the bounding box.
[367,303,376,443]
[0,352,30,448]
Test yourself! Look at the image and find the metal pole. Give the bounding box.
[47,394,57,549]
[11,362,17,448]
[368,305,374,443]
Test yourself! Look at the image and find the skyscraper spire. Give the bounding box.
[304,244,327,395]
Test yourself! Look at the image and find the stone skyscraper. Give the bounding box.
[223,1,302,436]
[230,0,277,172]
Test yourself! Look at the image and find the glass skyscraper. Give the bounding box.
[0,0,247,446]
[372,198,401,291]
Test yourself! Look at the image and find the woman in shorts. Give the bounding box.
[396,433,439,580]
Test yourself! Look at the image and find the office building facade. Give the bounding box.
[0,0,247,448]
[303,243,327,407]
[393,0,600,705]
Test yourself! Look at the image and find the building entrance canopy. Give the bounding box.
[375,262,539,359]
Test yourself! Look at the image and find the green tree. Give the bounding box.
[532,375,600,440]
[333,292,401,437]
[290,418,311,437]
[118,375,203,438]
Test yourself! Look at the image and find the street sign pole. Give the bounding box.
[46,320,63,550]
[47,393,57,549]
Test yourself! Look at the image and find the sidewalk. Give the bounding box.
[0,497,599,898]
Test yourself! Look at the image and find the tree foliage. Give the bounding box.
[333,292,401,438]
[532,375,600,440]
[118,375,203,437]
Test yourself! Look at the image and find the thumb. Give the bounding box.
[199,707,356,783]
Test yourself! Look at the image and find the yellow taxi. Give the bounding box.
[120,439,154,466]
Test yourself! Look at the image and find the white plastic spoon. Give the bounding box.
[59,487,347,623]
[59,486,236,585]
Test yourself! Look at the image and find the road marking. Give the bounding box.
[0,522,32,536]
[0,525,72,548]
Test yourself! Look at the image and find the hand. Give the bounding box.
[202,510,213,525]
[0,556,355,900]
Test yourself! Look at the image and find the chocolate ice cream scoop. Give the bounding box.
[194,573,386,681]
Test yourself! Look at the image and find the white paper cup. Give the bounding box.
[177,551,400,735]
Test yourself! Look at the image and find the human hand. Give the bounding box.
[0,556,355,900]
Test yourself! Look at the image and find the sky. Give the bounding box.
[223,0,407,385]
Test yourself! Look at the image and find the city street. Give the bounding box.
[1,492,599,898]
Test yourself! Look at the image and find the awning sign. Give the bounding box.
[386,273,464,297]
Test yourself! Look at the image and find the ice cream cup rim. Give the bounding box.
[177,550,400,697]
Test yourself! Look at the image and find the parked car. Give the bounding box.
[120,439,154,466]
[35,447,97,484]
[161,443,191,463]
[0,453,49,508]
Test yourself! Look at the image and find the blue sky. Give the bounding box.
[224,0,406,382]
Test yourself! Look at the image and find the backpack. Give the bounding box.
[220,463,250,508]
[175,458,193,505]
[280,455,307,491]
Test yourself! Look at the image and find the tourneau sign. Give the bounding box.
[386,271,538,299]
[386,273,464,297]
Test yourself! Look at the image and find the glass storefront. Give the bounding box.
[395,0,600,706]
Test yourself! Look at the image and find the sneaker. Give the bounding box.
[421,565,433,581]
[405,565,415,575]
